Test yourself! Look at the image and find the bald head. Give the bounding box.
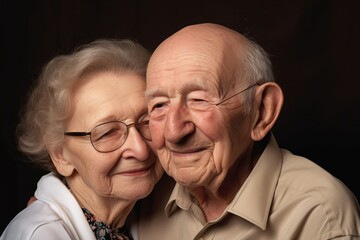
[160,23,246,47]
[147,23,273,95]
[148,23,247,81]
[162,23,246,46]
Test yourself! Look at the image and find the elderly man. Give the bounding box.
[137,23,360,240]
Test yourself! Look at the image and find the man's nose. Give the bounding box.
[164,102,195,143]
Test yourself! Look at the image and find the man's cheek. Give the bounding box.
[149,124,165,149]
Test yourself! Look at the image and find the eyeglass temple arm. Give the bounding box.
[215,82,260,106]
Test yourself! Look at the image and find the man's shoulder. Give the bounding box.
[277,149,360,227]
[280,148,357,201]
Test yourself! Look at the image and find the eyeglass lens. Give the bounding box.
[90,121,151,153]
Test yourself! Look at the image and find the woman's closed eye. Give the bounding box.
[93,127,121,142]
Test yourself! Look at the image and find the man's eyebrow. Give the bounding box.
[145,88,162,99]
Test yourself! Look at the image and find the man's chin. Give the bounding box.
[173,173,205,187]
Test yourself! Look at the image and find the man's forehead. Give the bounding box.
[145,74,220,99]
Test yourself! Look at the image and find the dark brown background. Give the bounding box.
[1,0,359,233]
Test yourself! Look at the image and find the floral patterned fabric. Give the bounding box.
[82,208,133,240]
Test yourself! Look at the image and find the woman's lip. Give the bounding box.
[119,164,152,175]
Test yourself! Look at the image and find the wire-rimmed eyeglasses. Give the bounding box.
[215,82,259,106]
[64,120,151,153]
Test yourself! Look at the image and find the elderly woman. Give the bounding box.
[1,39,163,240]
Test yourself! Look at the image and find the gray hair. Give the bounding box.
[16,39,151,172]
[237,37,275,114]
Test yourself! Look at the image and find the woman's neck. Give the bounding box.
[65,176,135,229]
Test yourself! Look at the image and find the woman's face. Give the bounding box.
[56,71,163,203]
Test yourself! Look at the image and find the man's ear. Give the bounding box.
[251,82,283,141]
[49,147,75,177]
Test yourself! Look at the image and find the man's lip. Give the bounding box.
[169,147,205,154]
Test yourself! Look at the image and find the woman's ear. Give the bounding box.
[49,147,75,177]
[251,82,284,141]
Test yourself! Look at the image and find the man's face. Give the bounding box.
[145,37,254,188]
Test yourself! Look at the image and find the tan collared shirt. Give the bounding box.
[136,135,360,239]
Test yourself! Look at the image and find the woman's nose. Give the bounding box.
[121,126,150,160]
